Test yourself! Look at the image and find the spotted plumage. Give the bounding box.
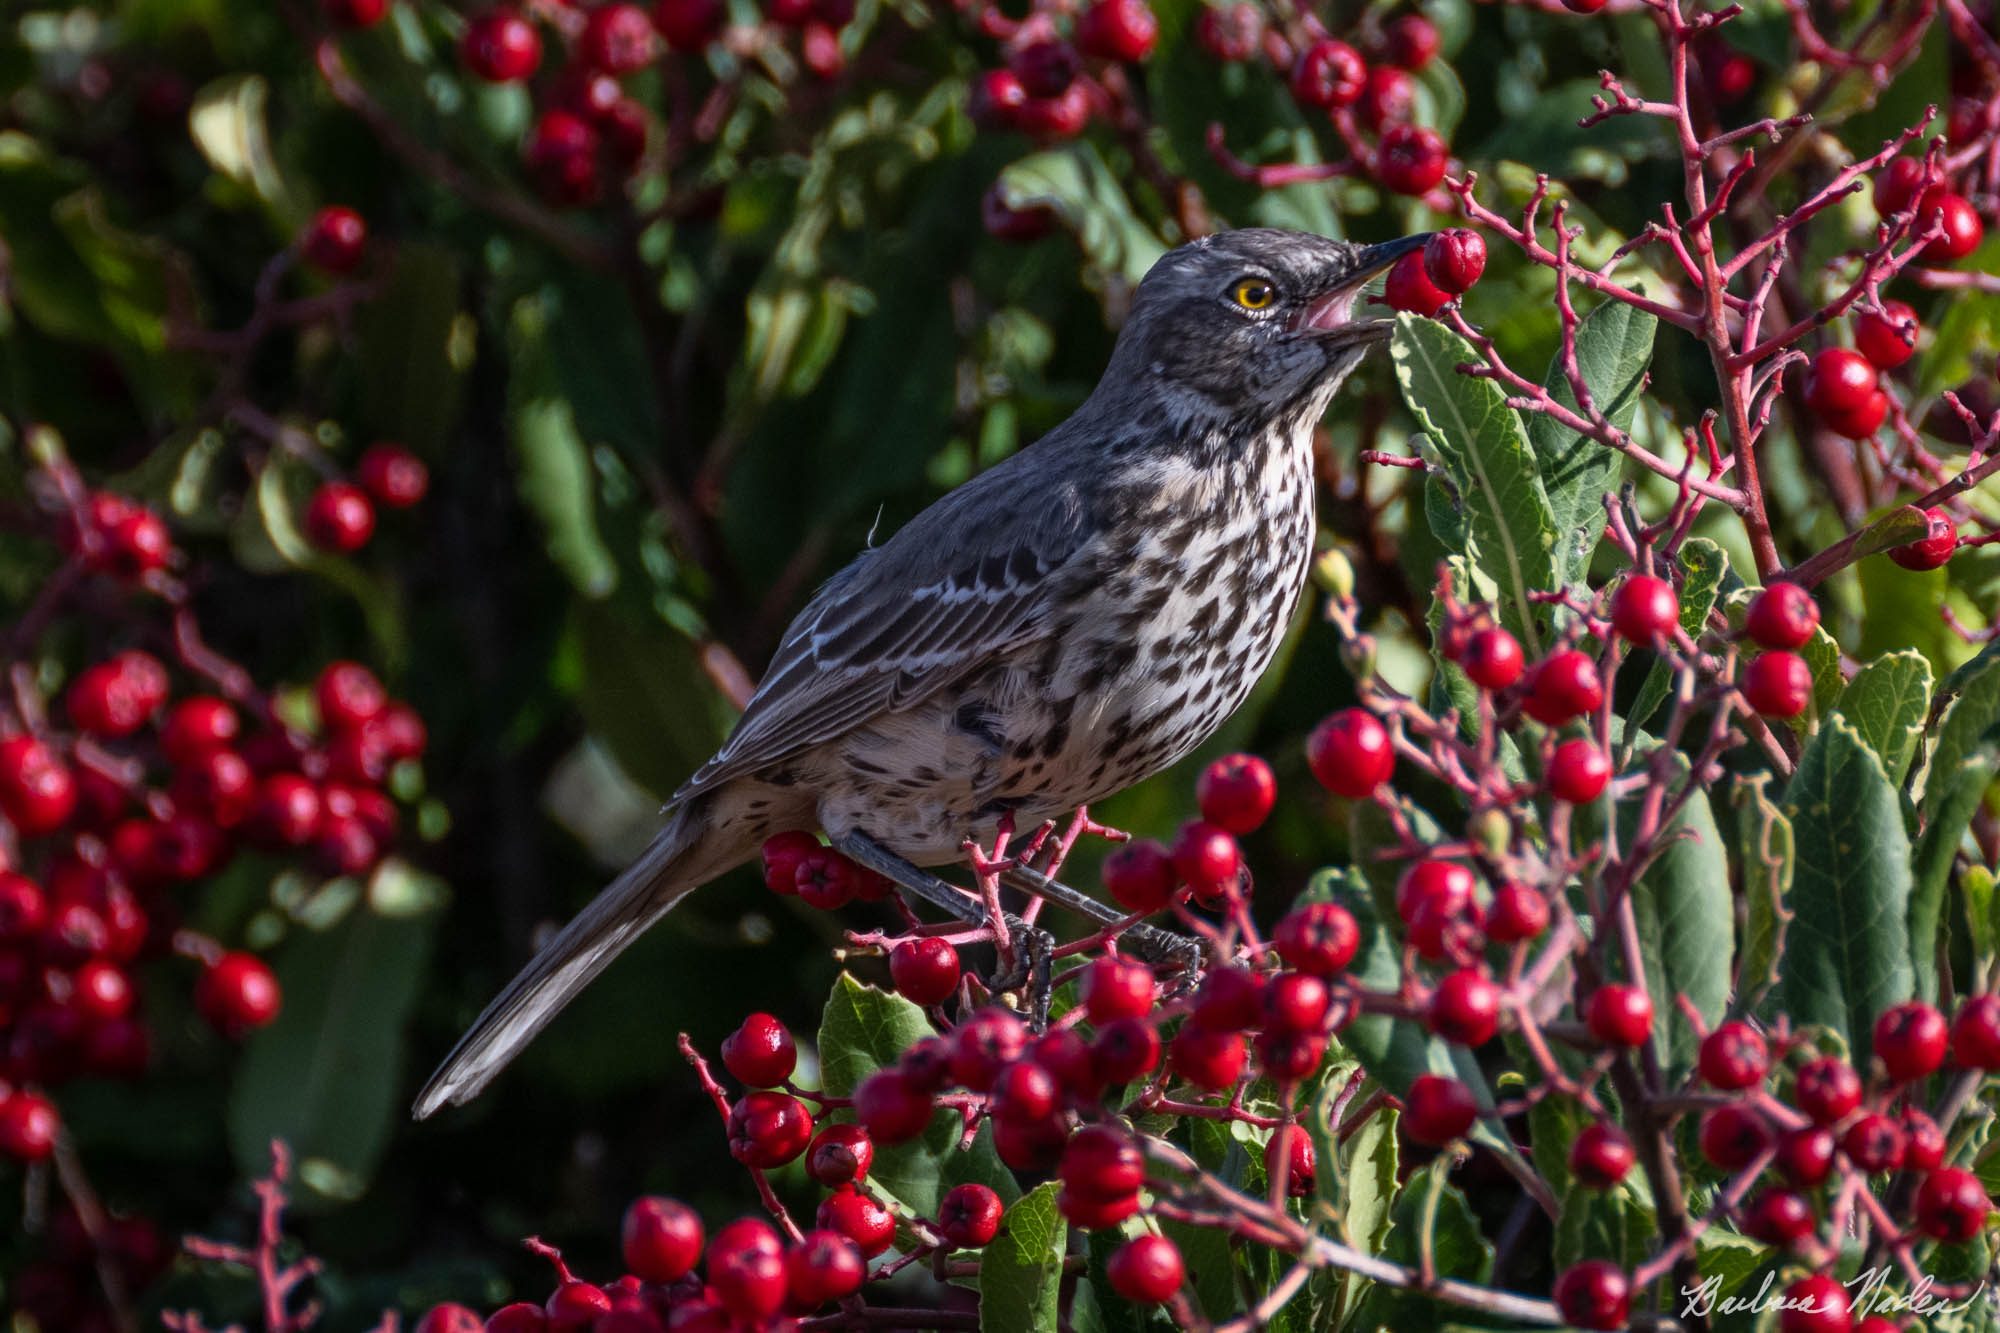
[415,227,1429,1117]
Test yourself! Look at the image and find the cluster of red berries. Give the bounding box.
[10,1202,170,1333]
[1382,227,1487,317]
[1265,14,1453,196]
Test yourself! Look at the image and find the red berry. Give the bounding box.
[484,1303,546,1333]
[1793,1056,1862,1124]
[1194,3,1262,62]
[1459,627,1524,690]
[0,1093,60,1162]
[1842,1112,1906,1172]
[0,873,47,940]
[316,661,388,732]
[171,749,255,827]
[1404,1073,1476,1144]
[545,1279,609,1329]
[1778,1275,1851,1333]
[1196,753,1276,833]
[1901,1108,1946,1171]
[997,1116,1068,1173]
[1170,820,1241,901]
[1546,739,1611,804]
[1193,965,1263,1032]
[1091,1016,1161,1083]
[1874,1000,1948,1082]
[196,953,283,1037]
[1305,708,1394,798]
[988,1059,1059,1125]
[786,1230,865,1306]
[970,68,1030,129]
[707,1217,787,1320]
[981,183,1057,243]
[324,0,389,28]
[1427,968,1502,1047]
[1914,1166,1991,1242]
[302,206,367,273]
[728,1090,813,1167]
[805,1123,874,1187]
[1821,388,1889,440]
[622,1196,703,1283]
[1013,84,1092,142]
[1272,901,1360,975]
[1374,124,1448,196]
[1523,649,1603,725]
[1874,156,1928,216]
[1060,1123,1143,1200]
[1777,1126,1837,1186]
[1743,1188,1816,1245]
[1888,505,1958,571]
[651,0,723,49]
[414,1304,483,1333]
[1569,1122,1635,1189]
[581,4,657,72]
[1265,1122,1314,1195]
[937,1182,1003,1248]
[1855,301,1919,369]
[1745,583,1820,649]
[524,111,602,208]
[1485,883,1548,943]
[1382,14,1440,70]
[304,482,376,553]
[793,848,858,909]
[1170,1024,1247,1091]
[66,653,168,738]
[0,737,76,837]
[1586,984,1652,1047]
[951,1007,1028,1091]
[1396,858,1475,925]
[1918,188,1984,263]
[161,697,239,766]
[1105,1234,1182,1302]
[1254,1029,1326,1082]
[1805,347,1879,417]
[721,1013,797,1087]
[1610,574,1679,644]
[1261,971,1330,1035]
[1423,229,1486,295]
[462,10,542,81]
[1357,65,1416,130]
[1561,0,1609,12]
[1009,40,1079,98]
[1382,250,1451,316]
[356,443,428,508]
[1553,1261,1629,1331]
[1741,650,1812,719]
[852,1068,932,1143]
[1289,40,1366,110]
[1102,838,1176,912]
[1699,1021,1769,1089]
[889,937,961,1006]
[1074,0,1157,63]
[1034,1028,1103,1100]
[760,831,819,894]
[1082,955,1156,1022]
[1952,993,2000,1067]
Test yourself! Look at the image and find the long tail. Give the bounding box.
[412,807,743,1119]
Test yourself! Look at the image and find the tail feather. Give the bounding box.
[413,810,734,1119]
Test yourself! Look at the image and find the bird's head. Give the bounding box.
[1100,227,1430,431]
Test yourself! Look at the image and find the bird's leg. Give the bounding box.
[831,831,1055,1026]
[998,863,1206,986]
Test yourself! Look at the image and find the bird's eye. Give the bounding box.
[1231,278,1277,311]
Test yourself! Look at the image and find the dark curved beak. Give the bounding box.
[1289,233,1435,345]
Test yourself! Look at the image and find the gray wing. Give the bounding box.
[668,454,1097,807]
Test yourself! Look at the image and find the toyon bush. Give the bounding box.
[1,0,1998,1328]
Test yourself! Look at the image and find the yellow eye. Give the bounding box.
[1232,279,1277,310]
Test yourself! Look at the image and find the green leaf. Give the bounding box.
[1526,300,1657,585]
[996,143,1167,290]
[1911,748,1996,1003]
[228,887,440,1209]
[1629,538,1729,733]
[507,292,619,599]
[1692,1228,1768,1302]
[1391,314,1560,656]
[819,974,1017,1215]
[1554,1182,1654,1270]
[1732,774,1795,1004]
[1781,717,1916,1060]
[1924,638,2000,823]
[979,1181,1065,1333]
[1624,781,1733,1079]
[1827,650,1933,787]
[571,603,736,805]
[355,242,469,458]
[187,74,294,217]
[1351,1160,1494,1330]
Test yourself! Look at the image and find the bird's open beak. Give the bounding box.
[1289,233,1434,345]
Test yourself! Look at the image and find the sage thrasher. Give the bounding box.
[415,226,1428,1117]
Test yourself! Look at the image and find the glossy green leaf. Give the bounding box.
[188,74,293,216]
[1391,314,1560,656]
[1526,300,1657,585]
[1351,1159,1494,1329]
[1828,650,1933,787]
[997,143,1166,289]
[1554,1181,1654,1270]
[979,1181,1065,1333]
[1624,781,1732,1079]
[1924,637,2000,823]
[507,293,620,599]
[1781,718,1916,1060]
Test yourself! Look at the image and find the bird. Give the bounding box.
[414,226,1429,1118]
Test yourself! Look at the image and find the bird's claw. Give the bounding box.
[987,914,1056,1030]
